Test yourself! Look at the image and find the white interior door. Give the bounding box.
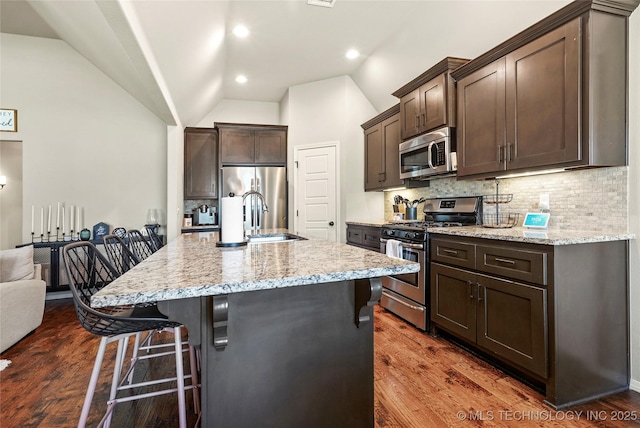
[294,144,338,242]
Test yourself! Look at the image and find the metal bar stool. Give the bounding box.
[127,229,154,261]
[63,242,199,428]
[144,225,164,253]
[103,233,140,275]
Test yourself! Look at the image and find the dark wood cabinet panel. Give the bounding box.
[431,262,548,378]
[431,238,476,270]
[217,123,287,165]
[394,57,468,141]
[431,263,476,343]
[398,89,420,141]
[476,273,548,378]
[453,1,635,179]
[505,19,580,170]
[255,130,287,164]
[430,233,630,408]
[364,125,383,191]
[346,224,381,252]
[476,244,548,286]
[362,105,402,191]
[184,127,218,199]
[420,73,446,133]
[219,128,255,164]
[456,59,506,176]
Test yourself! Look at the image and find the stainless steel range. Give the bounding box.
[380,196,482,331]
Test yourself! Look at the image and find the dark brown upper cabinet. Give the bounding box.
[453,0,639,179]
[217,123,287,165]
[392,57,469,141]
[184,127,218,199]
[361,105,403,191]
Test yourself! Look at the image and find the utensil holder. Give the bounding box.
[406,207,418,220]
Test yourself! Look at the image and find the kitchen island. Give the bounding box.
[91,230,419,428]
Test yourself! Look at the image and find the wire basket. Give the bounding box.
[482,212,519,228]
[482,193,513,204]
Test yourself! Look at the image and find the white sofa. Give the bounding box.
[0,245,47,354]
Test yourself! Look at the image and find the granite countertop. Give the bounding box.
[429,226,636,245]
[91,230,419,308]
[345,220,387,227]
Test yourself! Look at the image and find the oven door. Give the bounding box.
[380,239,426,304]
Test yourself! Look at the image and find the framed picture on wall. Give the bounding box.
[0,109,18,132]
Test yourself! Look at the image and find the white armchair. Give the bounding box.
[0,246,47,354]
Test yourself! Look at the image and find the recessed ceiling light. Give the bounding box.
[308,0,336,7]
[235,75,248,84]
[233,25,249,38]
[345,49,360,60]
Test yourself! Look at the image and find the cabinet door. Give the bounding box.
[220,128,255,164]
[255,130,287,164]
[457,58,507,177]
[506,18,581,170]
[380,113,403,188]
[419,73,446,133]
[364,124,383,191]
[399,88,421,140]
[184,129,218,199]
[476,274,548,378]
[431,263,476,342]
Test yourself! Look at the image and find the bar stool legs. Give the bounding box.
[77,327,199,428]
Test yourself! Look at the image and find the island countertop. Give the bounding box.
[91,230,419,308]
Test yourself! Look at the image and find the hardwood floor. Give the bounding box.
[1,299,639,427]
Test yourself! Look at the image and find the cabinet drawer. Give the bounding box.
[431,238,476,269]
[362,228,381,249]
[347,227,363,245]
[477,245,548,285]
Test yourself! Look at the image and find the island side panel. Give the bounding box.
[202,279,375,428]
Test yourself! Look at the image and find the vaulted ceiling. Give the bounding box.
[1,0,570,127]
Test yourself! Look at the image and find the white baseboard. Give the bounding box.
[631,378,640,393]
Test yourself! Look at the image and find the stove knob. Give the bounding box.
[407,232,416,239]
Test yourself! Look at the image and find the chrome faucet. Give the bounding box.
[242,190,268,234]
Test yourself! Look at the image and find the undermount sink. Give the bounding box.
[247,233,307,243]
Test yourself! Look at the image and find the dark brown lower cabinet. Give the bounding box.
[431,264,547,378]
[430,234,629,409]
[346,224,381,252]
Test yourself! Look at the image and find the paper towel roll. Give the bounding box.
[221,196,244,243]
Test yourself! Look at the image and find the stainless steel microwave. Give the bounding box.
[399,127,456,179]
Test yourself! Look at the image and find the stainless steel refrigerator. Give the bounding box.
[220,166,287,231]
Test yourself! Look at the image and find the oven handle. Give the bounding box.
[380,238,425,251]
[382,291,425,312]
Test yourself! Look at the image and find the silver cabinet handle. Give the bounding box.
[494,257,516,265]
[443,249,458,255]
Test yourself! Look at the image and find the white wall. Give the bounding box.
[628,7,639,392]
[0,34,167,246]
[284,75,383,242]
[195,99,280,127]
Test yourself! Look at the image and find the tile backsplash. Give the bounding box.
[384,166,628,232]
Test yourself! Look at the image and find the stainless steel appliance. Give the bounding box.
[380,196,482,331]
[193,204,216,225]
[221,166,287,231]
[399,127,456,180]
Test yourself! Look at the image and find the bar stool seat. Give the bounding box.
[63,242,199,428]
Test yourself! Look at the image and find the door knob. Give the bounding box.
[329,221,335,226]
